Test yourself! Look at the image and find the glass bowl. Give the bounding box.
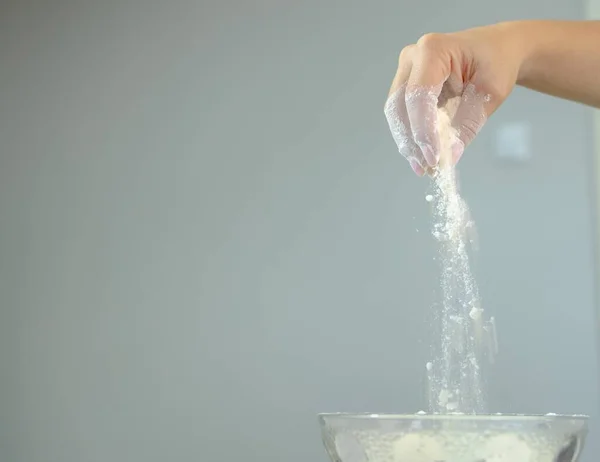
[318,412,588,462]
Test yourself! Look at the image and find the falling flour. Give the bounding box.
[425,98,496,415]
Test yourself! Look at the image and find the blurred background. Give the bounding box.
[0,0,599,461]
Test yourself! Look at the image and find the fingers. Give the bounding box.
[384,86,427,176]
[405,35,452,167]
[405,86,442,167]
[384,46,428,176]
[385,36,453,174]
[385,34,494,175]
[388,45,414,99]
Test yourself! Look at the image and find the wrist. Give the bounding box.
[495,20,540,86]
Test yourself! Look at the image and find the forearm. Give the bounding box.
[509,20,600,108]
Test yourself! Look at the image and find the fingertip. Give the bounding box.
[405,86,442,167]
[418,143,438,167]
[452,139,465,165]
[408,158,425,177]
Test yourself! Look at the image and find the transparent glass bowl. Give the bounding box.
[318,413,588,462]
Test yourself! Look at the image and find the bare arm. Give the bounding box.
[513,20,600,108]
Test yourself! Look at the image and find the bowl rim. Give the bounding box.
[318,412,590,422]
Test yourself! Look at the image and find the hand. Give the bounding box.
[384,23,525,176]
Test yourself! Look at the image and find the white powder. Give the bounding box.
[425,98,491,415]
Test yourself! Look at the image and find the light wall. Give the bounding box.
[0,1,598,462]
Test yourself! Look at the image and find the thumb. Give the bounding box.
[450,84,491,163]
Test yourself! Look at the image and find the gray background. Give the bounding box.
[0,0,598,461]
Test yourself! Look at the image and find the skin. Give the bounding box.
[385,20,600,176]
